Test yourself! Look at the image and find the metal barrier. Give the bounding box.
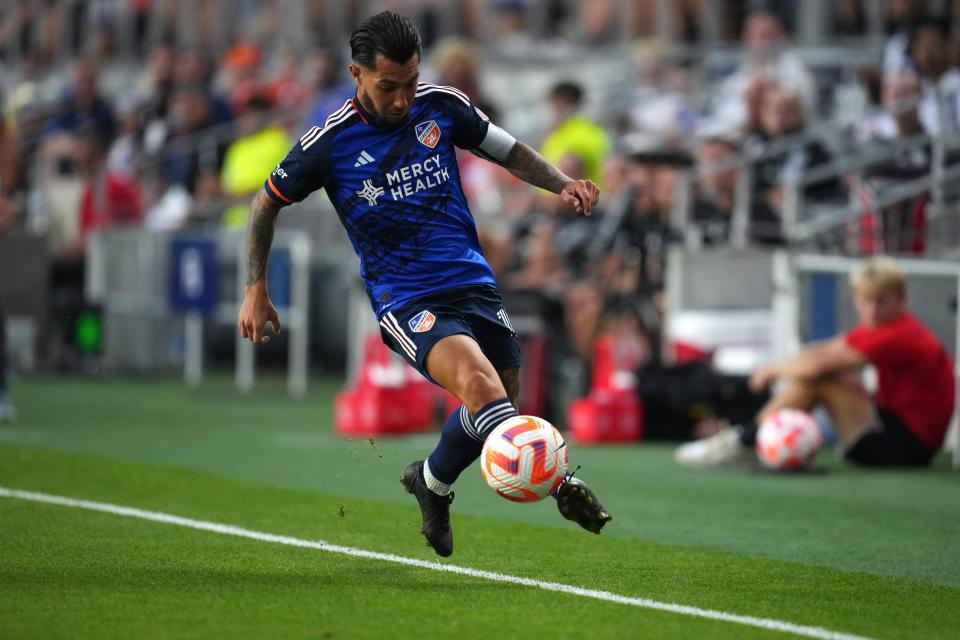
[672,123,960,255]
[85,227,312,397]
[234,231,311,398]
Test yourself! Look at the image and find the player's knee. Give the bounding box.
[457,369,506,413]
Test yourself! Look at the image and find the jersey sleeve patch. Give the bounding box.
[416,83,490,150]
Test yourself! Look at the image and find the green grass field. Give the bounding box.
[1,374,959,639]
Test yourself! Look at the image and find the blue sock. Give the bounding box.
[424,398,517,495]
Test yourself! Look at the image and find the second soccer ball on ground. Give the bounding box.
[756,408,823,470]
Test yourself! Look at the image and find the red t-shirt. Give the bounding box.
[846,312,956,450]
[79,173,142,239]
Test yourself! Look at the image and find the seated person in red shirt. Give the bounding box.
[77,125,142,241]
[676,257,956,468]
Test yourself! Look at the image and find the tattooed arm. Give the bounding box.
[237,189,284,343]
[244,189,282,286]
[498,141,600,215]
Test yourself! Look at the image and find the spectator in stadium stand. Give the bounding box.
[881,0,930,78]
[711,10,817,136]
[174,48,233,125]
[430,38,484,103]
[265,48,311,110]
[856,72,933,254]
[905,18,960,135]
[690,135,782,246]
[132,42,176,154]
[44,60,116,145]
[859,71,927,142]
[617,147,689,297]
[303,47,356,127]
[751,86,846,224]
[627,43,698,145]
[76,125,143,243]
[560,154,635,363]
[676,256,956,468]
[220,42,265,118]
[556,147,685,367]
[220,96,291,229]
[540,81,610,189]
[164,85,230,201]
[39,59,117,237]
[133,42,176,117]
[106,96,141,181]
[137,45,235,161]
[490,0,537,55]
[507,153,590,295]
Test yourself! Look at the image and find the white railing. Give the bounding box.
[84,226,313,397]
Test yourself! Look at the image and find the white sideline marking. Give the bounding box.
[0,486,875,640]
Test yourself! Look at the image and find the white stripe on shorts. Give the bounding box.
[385,312,418,354]
[380,318,416,360]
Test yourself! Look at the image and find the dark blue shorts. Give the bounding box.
[378,284,522,383]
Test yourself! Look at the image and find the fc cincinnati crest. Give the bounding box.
[415,120,441,149]
[408,310,436,333]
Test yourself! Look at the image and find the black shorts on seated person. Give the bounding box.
[845,407,936,467]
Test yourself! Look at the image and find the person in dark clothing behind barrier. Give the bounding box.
[675,256,955,468]
[637,357,771,441]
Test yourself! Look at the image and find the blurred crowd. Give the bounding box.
[1,0,959,401]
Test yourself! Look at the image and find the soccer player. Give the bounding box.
[675,256,955,468]
[237,12,611,557]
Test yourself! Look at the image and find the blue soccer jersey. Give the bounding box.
[265,83,500,318]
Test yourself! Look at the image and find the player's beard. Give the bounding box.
[359,89,408,128]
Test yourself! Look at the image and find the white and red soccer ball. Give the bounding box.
[480,416,568,502]
[756,408,823,470]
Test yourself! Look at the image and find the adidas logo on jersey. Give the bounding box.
[354,150,375,167]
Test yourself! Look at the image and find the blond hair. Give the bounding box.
[850,256,906,294]
[430,38,480,79]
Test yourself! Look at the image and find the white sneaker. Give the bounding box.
[674,427,753,468]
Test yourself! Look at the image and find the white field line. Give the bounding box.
[0,486,876,640]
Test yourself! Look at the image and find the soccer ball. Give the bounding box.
[480,415,568,502]
[755,408,823,470]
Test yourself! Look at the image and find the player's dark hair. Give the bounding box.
[550,81,583,107]
[350,11,422,69]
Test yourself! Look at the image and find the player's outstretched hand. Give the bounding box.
[560,179,600,216]
[238,283,281,344]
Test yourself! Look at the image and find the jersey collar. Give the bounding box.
[351,95,373,126]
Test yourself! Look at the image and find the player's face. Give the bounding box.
[351,54,420,126]
[853,285,904,329]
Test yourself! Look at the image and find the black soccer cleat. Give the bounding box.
[401,460,454,557]
[554,473,612,534]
